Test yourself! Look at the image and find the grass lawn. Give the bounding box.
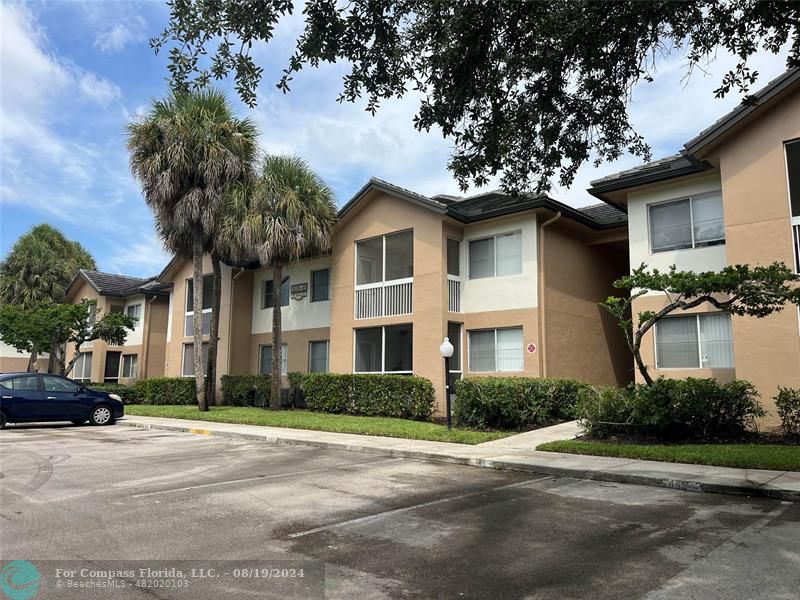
[124,405,511,445]
[538,439,800,472]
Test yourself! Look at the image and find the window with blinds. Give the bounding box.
[648,193,724,253]
[655,313,733,369]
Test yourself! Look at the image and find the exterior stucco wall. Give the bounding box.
[714,86,800,421]
[627,173,727,284]
[457,308,541,378]
[251,257,332,334]
[631,294,737,385]
[249,328,331,375]
[543,221,632,386]
[329,192,448,411]
[142,296,169,379]
[0,340,30,373]
[65,278,107,381]
[459,214,538,312]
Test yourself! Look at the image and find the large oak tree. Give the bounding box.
[153,0,798,192]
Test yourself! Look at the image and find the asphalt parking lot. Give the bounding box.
[1,424,798,600]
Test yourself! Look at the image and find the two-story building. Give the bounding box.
[63,270,170,384]
[151,178,631,412]
[589,67,800,419]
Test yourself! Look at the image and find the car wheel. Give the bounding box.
[71,419,86,426]
[0,412,6,430]
[89,405,113,426]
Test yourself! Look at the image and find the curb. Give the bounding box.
[119,420,799,502]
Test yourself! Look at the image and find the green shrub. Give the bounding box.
[576,378,765,441]
[287,372,307,408]
[86,382,139,404]
[221,374,271,406]
[775,387,800,437]
[132,377,196,405]
[453,377,591,429]
[304,373,435,420]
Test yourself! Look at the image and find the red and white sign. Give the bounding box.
[527,343,537,354]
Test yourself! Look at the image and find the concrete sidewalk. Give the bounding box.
[118,416,799,502]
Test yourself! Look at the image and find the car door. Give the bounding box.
[0,375,44,422]
[41,376,89,420]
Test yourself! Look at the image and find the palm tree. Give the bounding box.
[127,89,258,411]
[222,155,337,409]
[0,224,96,371]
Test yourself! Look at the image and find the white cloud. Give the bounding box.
[106,233,171,275]
[94,21,143,53]
[79,72,121,106]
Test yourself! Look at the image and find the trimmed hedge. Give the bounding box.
[86,382,139,405]
[576,378,766,441]
[775,387,800,437]
[221,374,272,406]
[287,372,307,408]
[132,377,196,405]
[304,373,435,420]
[454,377,591,429]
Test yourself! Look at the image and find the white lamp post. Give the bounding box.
[439,337,454,429]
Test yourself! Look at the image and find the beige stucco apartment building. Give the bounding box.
[589,68,800,420]
[47,67,799,419]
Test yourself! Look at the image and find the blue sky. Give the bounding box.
[0,1,790,277]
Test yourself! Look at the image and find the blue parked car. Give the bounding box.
[0,373,124,429]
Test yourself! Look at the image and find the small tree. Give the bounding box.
[602,263,800,385]
[0,300,135,377]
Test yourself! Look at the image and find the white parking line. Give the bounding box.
[287,475,553,538]
[131,457,404,498]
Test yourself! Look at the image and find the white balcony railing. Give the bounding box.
[792,218,800,274]
[355,278,413,319]
[448,275,461,312]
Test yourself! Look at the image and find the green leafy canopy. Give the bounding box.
[152,0,799,192]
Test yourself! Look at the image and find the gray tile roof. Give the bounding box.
[79,270,161,296]
[577,203,627,225]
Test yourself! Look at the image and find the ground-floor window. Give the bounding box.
[355,324,412,374]
[309,340,329,372]
[447,322,462,379]
[655,313,733,369]
[182,342,209,377]
[122,354,138,379]
[73,352,92,382]
[104,351,121,383]
[259,343,288,375]
[468,327,523,372]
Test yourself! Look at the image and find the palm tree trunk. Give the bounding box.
[270,261,283,410]
[193,225,208,411]
[27,347,38,373]
[205,253,222,406]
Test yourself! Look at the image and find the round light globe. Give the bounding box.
[439,337,454,358]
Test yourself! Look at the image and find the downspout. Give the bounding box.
[226,267,246,377]
[141,295,158,379]
[537,211,561,378]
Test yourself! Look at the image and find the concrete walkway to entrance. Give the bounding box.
[119,416,799,502]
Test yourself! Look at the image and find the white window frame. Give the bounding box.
[259,343,288,376]
[104,350,122,383]
[126,303,143,327]
[654,313,734,370]
[467,327,524,373]
[122,354,138,379]
[184,276,213,337]
[467,230,522,279]
[308,340,330,372]
[647,193,725,254]
[181,342,209,378]
[355,229,414,286]
[73,352,93,382]
[353,325,413,375]
[784,139,800,274]
[310,269,330,303]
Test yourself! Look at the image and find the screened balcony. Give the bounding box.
[355,230,413,319]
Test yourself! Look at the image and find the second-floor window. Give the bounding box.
[468,231,522,279]
[311,269,330,302]
[648,193,724,253]
[126,303,142,326]
[185,275,213,336]
[263,277,290,308]
[356,230,413,285]
[786,139,800,273]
